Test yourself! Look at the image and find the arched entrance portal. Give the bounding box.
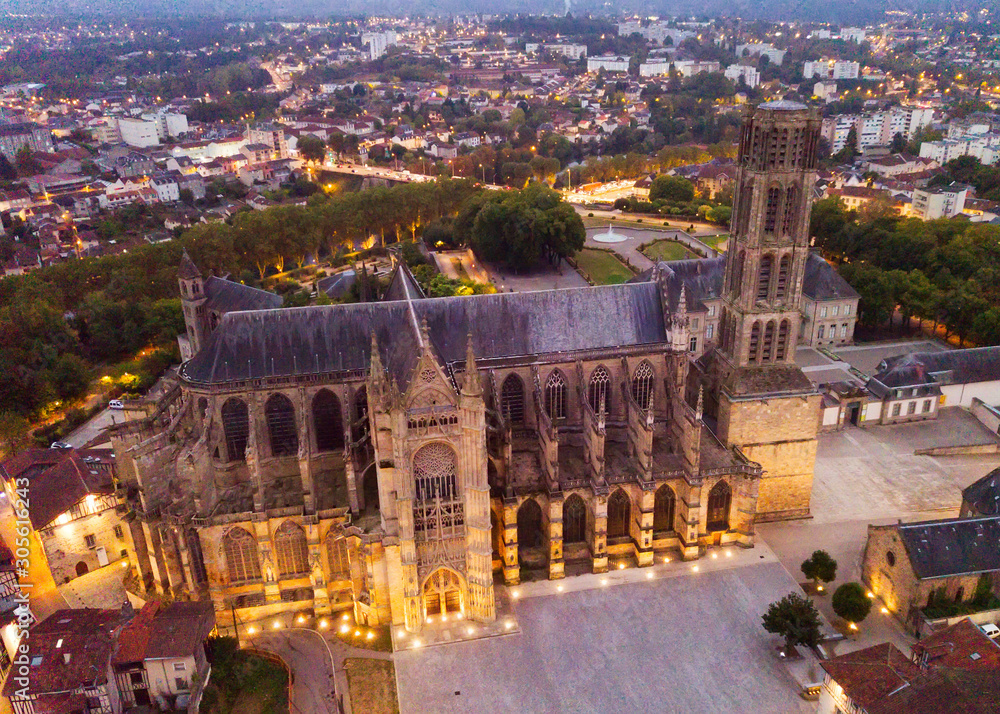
[75,561,89,577]
[423,568,464,618]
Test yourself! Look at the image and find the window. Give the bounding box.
[412,443,463,537]
[221,398,250,462]
[174,678,189,691]
[886,550,896,566]
[313,389,344,452]
[781,185,798,235]
[844,305,851,316]
[587,366,611,414]
[223,527,261,584]
[84,534,96,549]
[186,529,208,584]
[707,305,716,317]
[563,495,586,544]
[631,361,654,410]
[500,374,525,425]
[831,306,839,317]
[327,534,350,580]
[922,399,931,413]
[273,521,310,577]
[173,663,186,672]
[707,481,732,531]
[545,370,567,420]
[840,324,848,338]
[130,672,145,686]
[776,320,790,362]
[756,254,773,302]
[265,393,298,457]
[517,499,544,549]
[607,490,630,540]
[691,318,700,329]
[907,401,916,415]
[653,486,675,533]
[749,322,762,362]
[891,403,901,417]
[775,255,790,300]
[764,187,780,233]
[689,337,698,352]
[114,525,124,539]
[820,306,828,318]
[818,325,825,339]
[706,324,714,340]
[761,321,775,362]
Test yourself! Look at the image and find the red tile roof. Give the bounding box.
[112,602,160,665]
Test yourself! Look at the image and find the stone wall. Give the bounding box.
[40,506,133,584]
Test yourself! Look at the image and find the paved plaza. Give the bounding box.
[395,551,814,714]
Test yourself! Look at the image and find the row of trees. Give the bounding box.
[811,197,1000,344]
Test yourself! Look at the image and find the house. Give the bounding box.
[1,246,42,278]
[452,131,480,148]
[150,171,180,203]
[868,346,1000,415]
[862,515,1000,633]
[0,448,129,584]
[695,165,736,199]
[817,618,1000,714]
[113,152,154,180]
[428,142,458,159]
[962,469,1000,518]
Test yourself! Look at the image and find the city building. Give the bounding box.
[817,619,1000,714]
[246,123,289,160]
[0,122,54,160]
[587,56,630,73]
[862,517,1000,633]
[919,134,999,166]
[362,30,398,60]
[910,182,968,220]
[735,43,786,65]
[803,59,860,80]
[724,64,760,89]
[117,117,160,148]
[139,110,189,141]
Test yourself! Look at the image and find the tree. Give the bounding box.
[832,582,872,624]
[800,550,838,588]
[889,132,906,154]
[298,135,326,164]
[0,411,29,456]
[832,127,859,164]
[0,154,18,181]
[649,175,695,203]
[761,593,823,656]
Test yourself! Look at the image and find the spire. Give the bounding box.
[178,249,201,280]
[462,333,482,396]
[419,315,431,346]
[677,284,688,317]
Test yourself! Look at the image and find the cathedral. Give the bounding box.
[111,102,824,634]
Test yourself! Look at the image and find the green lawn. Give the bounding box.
[641,240,699,262]
[699,234,729,250]
[574,248,636,285]
[345,658,400,714]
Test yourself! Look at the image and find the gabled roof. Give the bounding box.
[177,250,201,280]
[203,275,282,313]
[872,347,1000,390]
[897,515,1000,579]
[820,643,921,712]
[383,262,426,302]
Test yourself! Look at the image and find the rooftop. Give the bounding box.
[897,515,1000,579]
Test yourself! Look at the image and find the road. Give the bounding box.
[572,204,724,238]
[64,407,118,448]
[253,629,339,714]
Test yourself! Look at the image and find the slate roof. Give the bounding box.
[897,515,1000,579]
[872,347,1000,390]
[382,262,426,302]
[145,601,215,660]
[963,469,1000,516]
[318,269,357,299]
[631,253,853,306]
[181,283,666,388]
[203,275,283,313]
[177,250,201,280]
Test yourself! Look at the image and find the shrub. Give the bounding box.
[801,550,838,587]
[588,212,594,217]
[832,582,872,624]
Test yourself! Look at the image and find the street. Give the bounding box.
[253,629,339,714]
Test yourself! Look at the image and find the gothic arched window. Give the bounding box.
[517,499,544,549]
[776,320,791,362]
[782,186,798,235]
[326,533,350,581]
[563,494,587,544]
[762,321,776,363]
[221,398,250,462]
[265,393,298,457]
[756,254,773,302]
[607,489,631,540]
[764,186,781,233]
[588,365,611,415]
[749,321,762,363]
[223,527,261,584]
[775,254,791,301]
[186,528,207,584]
[545,370,567,420]
[653,485,676,534]
[313,389,344,452]
[413,442,458,502]
[631,361,654,410]
[500,374,525,425]
[707,481,732,531]
[274,521,310,578]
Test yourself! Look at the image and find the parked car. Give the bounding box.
[982,623,1000,639]
[49,442,72,450]
[108,400,124,410]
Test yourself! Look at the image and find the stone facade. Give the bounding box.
[39,499,132,584]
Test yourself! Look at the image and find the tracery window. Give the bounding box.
[500,374,525,425]
[782,186,798,235]
[756,254,773,302]
[265,393,298,457]
[653,486,676,534]
[775,254,790,301]
[223,527,261,584]
[764,186,781,233]
[762,321,776,363]
[607,489,631,540]
[273,521,310,578]
[326,533,350,580]
[707,481,732,531]
[749,321,762,363]
[221,398,249,462]
[776,320,791,362]
[588,366,611,414]
[412,443,463,537]
[313,389,344,452]
[545,370,567,420]
[631,361,654,410]
[563,495,587,544]
[517,499,544,549]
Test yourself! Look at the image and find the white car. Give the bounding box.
[982,623,1000,639]
[108,400,124,410]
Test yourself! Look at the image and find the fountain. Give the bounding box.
[592,223,627,243]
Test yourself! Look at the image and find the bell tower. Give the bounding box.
[177,250,208,359]
[699,101,822,523]
[719,101,822,368]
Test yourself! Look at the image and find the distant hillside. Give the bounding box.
[0,0,978,22]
